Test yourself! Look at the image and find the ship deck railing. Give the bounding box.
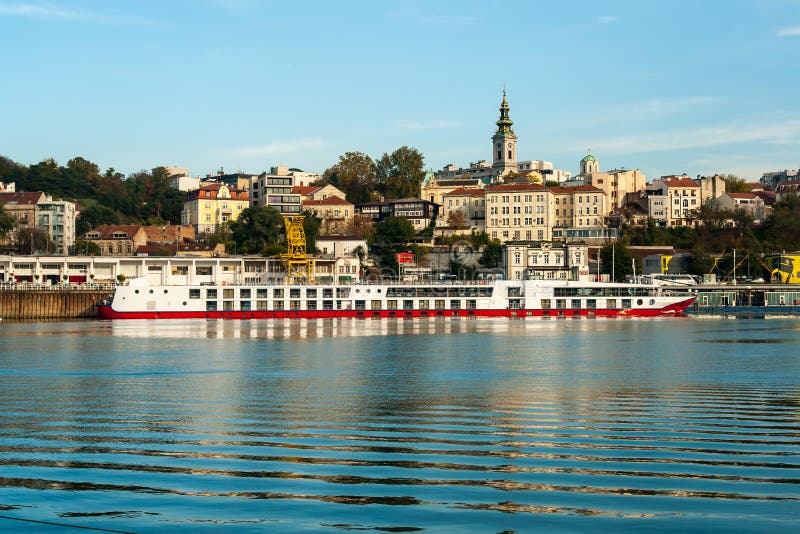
[0,281,116,291]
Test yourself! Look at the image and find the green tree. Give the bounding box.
[302,210,322,253]
[373,217,416,274]
[76,204,121,235]
[718,173,750,193]
[64,156,101,198]
[479,240,503,268]
[229,206,283,254]
[73,240,101,256]
[375,146,425,199]
[761,193,800,252]
[323,152,377,204]
[15,227,53,255]
[599,241,633,282]
[687,244,715,276]
[375,216,416,245]
[0,202,15,240]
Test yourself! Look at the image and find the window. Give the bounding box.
[189,289,201,299]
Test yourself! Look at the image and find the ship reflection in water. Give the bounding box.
[0,318,798,532]
[109,316,674,340]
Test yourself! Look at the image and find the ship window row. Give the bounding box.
[198,287,337,300]
[203,299,479,311]
[385,287,493,298]
[553,287,656,297]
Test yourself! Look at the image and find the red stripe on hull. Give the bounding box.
[97,298,695,320]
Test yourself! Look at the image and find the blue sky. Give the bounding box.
[1,0,799,182]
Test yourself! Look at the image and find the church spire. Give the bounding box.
[495,88,514,136]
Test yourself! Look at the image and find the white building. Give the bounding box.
[0,254,360,286]
[37,199,77,255]
[503,241,590,281]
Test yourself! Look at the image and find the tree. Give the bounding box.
[373,217,416,274]
[73,240,101,256]
[479,240,503,268]
[229,206,283,254]
[302,210,322,253]
[446,209,467,229]
[761,192,800,252]
[687,244,715,276]
[375,146,426,199]
[15,227,53,255]
[718,173,750,193]
[599,241,633,282]
[76,204,121,235]
[64,156,101,198]
[323,152,376,204]
[0,202,15,240]
[375,217,416,245]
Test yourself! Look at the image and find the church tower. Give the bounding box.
[491,89,518,178]
[580,148,599,175]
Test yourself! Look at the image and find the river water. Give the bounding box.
[0,317,798,533]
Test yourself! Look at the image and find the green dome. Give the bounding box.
[582,154,597,163]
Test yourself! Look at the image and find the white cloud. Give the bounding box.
[397,119,461,131]
[597,15,617,24]
[226,137,324,157]
[0,3,78,18]
[588,118,800,154]
[0,2,154,25]
[777,26,800,36]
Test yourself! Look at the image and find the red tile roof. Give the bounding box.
[549,185,603,193]
[187,183,249,201]
[303,196,352,206]
[726,192,758,199]
[662,178,699,188]
[293,186,322,195]
[485,182,547,192]
[0,191,47,205]
[81,224,143,239]
[443,187,485,197]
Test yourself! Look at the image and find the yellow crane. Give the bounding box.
[281,216,314,284]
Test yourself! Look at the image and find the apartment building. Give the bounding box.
[485,183,553,242]
[182,183,249,234]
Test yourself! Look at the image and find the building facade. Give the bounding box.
[716,192,767,223]
[253,167,302,214]
[441,188,486,232]
[302,196,354,234]
[485,183,553,242]
[584,168,647,212]
[503,241,590,281]
[648,177,701,227]
[182,183,250,234]
[36,198,77,255]
[79,224,148,257]
[0,191,77,255]
[356,199,440,231]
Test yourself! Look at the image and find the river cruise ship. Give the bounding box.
[97,278,695,320]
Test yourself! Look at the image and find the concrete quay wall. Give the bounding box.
[0,290,111,319]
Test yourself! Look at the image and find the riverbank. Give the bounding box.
[0,287,113,319]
